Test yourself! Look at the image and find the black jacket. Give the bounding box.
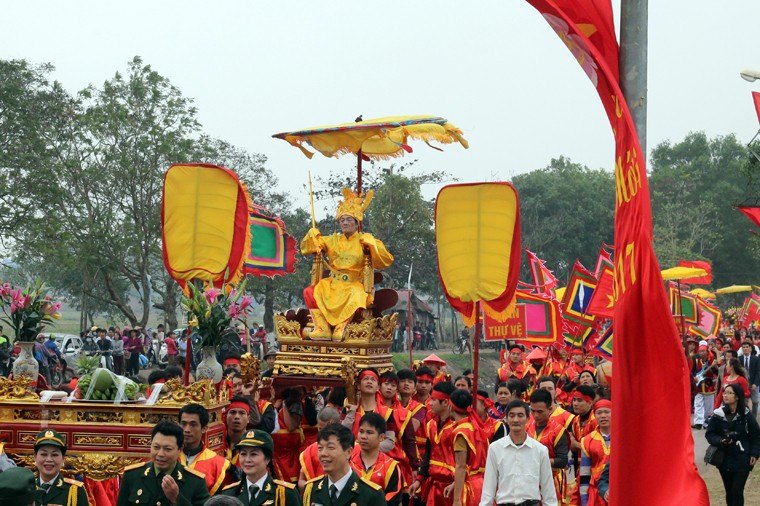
[705,406,760,471]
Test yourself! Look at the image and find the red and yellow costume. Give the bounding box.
[350,446,403,504]
[527,418,569,504]
[422,416,456,506]
[497,359,535,386]
[406,397,429,466]
[180,448,232,495]
[383,398,418,487]
[271,408,304,483]
[571,411,597,444]
[298,441,323,482]
[451,416,485,506]
[579,430,610,506]
[551,404,576,434]
[692,354,717,395]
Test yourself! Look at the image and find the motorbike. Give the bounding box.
[453,330,471,354]
[412,331,424,350]
[46,353,71,389]
[424,329,439,350]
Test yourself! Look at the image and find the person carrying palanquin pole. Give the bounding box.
[300,187,394,340]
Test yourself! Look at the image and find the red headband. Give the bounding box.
[417,373,434,383]
[572,392,594,403]
[228,401,251,414]
[594,399,612,412]
[477,394,495,411]
[359,370,379,381]
[451,403,470,414]
[509,346,523,353]
[224,358,241,365]
[379,376,398,385]
[431,390,450,401]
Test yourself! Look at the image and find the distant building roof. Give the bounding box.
[391,289,434,314]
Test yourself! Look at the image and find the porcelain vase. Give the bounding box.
[195,346,223,384]
[13,341,39,387]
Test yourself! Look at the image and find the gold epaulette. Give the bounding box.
[63,477,84,487]
[359,476,383,491]
[273,479,296,490]
[183,467,206,480]
[123,461,147,472]
[222,481,241,491]
[305,475,323,485]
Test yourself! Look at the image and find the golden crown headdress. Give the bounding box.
[336,187,374,222]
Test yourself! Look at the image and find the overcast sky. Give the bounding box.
[3,1,760,214]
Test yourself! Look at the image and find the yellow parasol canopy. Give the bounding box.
[660,266,708,281]
[273,115,468,160]
[715,285,754,294]
[689,288,716,300]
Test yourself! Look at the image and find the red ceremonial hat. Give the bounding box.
[525,347,547,362]
[422,353,446,365]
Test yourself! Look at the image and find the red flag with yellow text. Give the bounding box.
[525,1,709,504]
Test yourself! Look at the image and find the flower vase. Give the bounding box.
[13,341,39,387]
[195,346,223,384]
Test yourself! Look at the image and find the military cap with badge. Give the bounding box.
[220,429,300,505]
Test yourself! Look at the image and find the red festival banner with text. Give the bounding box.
[525,1,709,505]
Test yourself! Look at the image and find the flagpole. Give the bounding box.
[472,301,481,404]
[408,263,414,368]
[676,280,687,340]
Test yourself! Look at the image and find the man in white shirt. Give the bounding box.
[479,400,558,506]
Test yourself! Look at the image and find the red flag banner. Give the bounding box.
[738,205,760,229]
[678,260,712,285]
[586,257,614,318]
[688,299,722,339]
[243,206,298,278]
[594,242,614,277]
[742,292,760,326]
[525,1,709,504]
[526,249,559,295]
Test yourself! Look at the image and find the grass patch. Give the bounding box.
[702,464,760,503]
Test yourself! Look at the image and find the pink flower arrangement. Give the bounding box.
[181,279,251,347]
[0,279,62,342]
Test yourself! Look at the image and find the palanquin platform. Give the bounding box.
[0,378,228,480]
[271,311,397,389]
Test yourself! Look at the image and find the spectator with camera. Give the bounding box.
[705,383,760,506]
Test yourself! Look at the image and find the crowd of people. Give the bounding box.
[687,329,760,505]
[0,325,757,505]
[0,340,629,506]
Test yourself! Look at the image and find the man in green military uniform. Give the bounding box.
[117,420,210,506]
[219,429,300,505]
[33,428,90,506]
[303,424,386,506]
[0,466,37,505]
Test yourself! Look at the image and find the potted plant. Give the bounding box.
[181,280,251,383]
[0,279,61,385]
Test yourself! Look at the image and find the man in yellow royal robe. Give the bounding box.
[301,188,393,340]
